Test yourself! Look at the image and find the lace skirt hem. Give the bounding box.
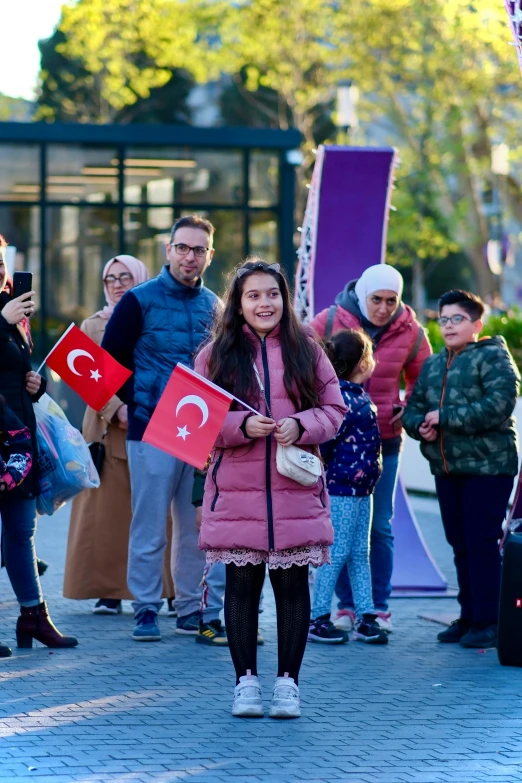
[206,545,330,569]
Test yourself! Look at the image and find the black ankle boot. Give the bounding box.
[16,602,78,649]
[0,642,12,657]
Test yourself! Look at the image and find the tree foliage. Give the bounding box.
[41,0,522,295]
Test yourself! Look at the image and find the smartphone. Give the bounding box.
[12,271,33,300]
[392,404,403,416]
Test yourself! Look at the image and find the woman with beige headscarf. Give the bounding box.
[64,255,175,612]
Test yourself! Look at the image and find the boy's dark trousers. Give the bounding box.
[435,474,514,626]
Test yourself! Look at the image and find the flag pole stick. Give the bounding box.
[35,322,75,375]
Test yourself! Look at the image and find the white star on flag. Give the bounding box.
[90,368,102,382]
[176,425,191,441]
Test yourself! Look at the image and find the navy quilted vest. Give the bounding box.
[132,265,218,423]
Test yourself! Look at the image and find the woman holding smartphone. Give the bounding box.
[311,264,431,634]
[0,234,77,656]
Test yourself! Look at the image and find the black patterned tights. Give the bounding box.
[224,562,310,685]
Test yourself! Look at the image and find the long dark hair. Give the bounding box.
[207,258,321,411]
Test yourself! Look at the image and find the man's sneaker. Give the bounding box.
[196,619,228,646]
[132,610,161,641]
[175,611,202,635]
[437,618,471,643]
[167,598,177,617]
[460,624,497,649]
[308,614,348,644]
[232,671,263,718]
[375,610,393,633]
[93,599,122,615]
[269,674,301,719]
[353,614,389,645]
[333,609,356,632]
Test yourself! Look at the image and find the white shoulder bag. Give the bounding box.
[253,364,321,487]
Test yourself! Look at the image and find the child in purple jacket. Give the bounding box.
[309,329,387,645]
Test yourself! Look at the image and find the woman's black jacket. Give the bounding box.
[0,291,46,498]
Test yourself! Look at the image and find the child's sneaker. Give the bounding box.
[308,614,348,644]
[269,674,301,719]
[333,608,356,632]
[232,671,263,718]
[375,610,393,633]
[353,614,389,644]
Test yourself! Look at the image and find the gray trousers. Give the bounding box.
[127,441,224,619]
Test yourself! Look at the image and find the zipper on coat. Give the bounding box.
[183,299,194,356]
[438,348,461,474]
[260,337,275,551]
[210,451,224,511]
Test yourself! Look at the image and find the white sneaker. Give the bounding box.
[269,674,301,719]
[333,609,356,632]
[232,671,263,718]
[376,611,393,633]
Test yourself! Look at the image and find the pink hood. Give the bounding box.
[194,327,346,552]
[311,304,431,440]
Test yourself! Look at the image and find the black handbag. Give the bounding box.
[88,427,108,478]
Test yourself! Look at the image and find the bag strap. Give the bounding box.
[324,305,337,340]
[405,325,425,366]
[253,364,273,419]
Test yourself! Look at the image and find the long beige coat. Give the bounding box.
[63,314,175,600]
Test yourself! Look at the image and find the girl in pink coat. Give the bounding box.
[194,258,345,720]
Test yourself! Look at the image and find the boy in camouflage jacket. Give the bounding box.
[403,290,519,650]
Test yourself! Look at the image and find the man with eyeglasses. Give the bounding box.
[102,215,225,643]
[403,289,519,651]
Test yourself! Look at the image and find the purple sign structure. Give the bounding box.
[295,145,448,593]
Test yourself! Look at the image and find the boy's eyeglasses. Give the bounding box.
[437,314,474,326]
[172,243,209,258]
[104,272,133,286]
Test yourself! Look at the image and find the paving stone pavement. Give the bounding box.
[1,495,522,783]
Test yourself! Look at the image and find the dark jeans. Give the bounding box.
[435,473,514,626]
[0,495,42,607]
[336,451,400,612]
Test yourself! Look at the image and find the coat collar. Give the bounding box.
[159,264,203,297]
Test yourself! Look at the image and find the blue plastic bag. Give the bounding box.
[34,394,100,516]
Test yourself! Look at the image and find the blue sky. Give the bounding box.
[2,0,66,100]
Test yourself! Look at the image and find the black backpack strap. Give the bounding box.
[324,305,337,340]
[405,325,425,366]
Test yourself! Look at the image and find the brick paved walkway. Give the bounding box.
[1,496,522,783]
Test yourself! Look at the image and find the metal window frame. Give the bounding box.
[0,122,300,352]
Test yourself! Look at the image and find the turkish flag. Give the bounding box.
[143,363,233,469]
[44,323,132,412]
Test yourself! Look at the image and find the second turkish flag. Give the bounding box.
[45,324,132,411]
[143,364,233,469]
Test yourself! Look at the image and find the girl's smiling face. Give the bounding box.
[239,272,283,338]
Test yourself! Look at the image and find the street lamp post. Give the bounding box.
[336,81,359,145]
[487,143,509,279]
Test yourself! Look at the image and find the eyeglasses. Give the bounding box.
[437,314,474,326]
[104,272,133,286]
[172,243,209,258]
[236,263,281,279]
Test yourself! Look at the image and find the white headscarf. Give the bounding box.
[95,255,150,320]
[354,264,404,321]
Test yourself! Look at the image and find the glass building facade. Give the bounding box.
[0,123,300,359]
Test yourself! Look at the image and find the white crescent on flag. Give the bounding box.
[67,348,95,376]
[175,395,209,428]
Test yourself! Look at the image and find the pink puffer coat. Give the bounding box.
[311,304,431,440]
[194,326,346,552]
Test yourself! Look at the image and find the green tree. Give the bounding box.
[54,0,522,296]
[37,24,193,124]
